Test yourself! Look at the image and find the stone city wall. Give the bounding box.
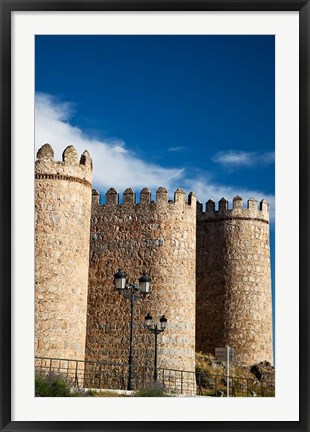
[85,187,196,376]
[35,144,93,362]
[196,196,273,365]
[35,142,274,385]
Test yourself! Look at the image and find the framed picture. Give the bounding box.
[1,1,309,431]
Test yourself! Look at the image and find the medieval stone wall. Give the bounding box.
[85,187,196,374]
[34,144,274,379]
[35,144,92,361]
[196,196,273,365]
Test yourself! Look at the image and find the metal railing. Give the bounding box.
[195,369,275,397]
[35,356,275,397]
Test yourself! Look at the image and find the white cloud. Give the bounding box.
[212,150,275,168]
[35,93,274,221]
[35,93,184,192]
[167,146,186,152]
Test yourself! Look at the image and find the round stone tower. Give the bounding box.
[196,196,273,365]
[35,143,93,361]
[86,187,196,388]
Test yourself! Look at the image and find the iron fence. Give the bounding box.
[195,369,275,397]
[35,356,275,397]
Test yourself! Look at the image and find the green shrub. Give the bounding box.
[134,382,168,397]
[35,372,75,397]
[86,388,98,397]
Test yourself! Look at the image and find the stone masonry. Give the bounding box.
[35,144,92,361]
[86,187,196,374]
[35,144,273,379]
[196,196,273,365]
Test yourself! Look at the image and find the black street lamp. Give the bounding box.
[145,313,168,382]
[114,269,151,390]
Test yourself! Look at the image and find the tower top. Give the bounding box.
[197,196,269,223]
[35,143,93,185]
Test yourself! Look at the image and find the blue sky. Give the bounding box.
[35,35,275,352]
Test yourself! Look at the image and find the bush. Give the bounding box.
[134,382,168,397]
[35,372,76,397]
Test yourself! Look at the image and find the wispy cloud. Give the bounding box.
[35,93,274,221]
[212,150,275,168]
[167,146,186,152]
[35,93,184,191]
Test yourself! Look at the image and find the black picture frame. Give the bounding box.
[1,1,309,431]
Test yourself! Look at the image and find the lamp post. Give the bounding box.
[145,313,168,382]
[114,269,151,391]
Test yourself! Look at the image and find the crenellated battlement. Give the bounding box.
[197,196,269,223]
[91,187,196,210]
[35,143,93,186]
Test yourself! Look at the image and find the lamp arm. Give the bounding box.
[125,283,145,292]
[146,325,165,334]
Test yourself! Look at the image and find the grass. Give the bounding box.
[134,382,168,397]
[35,372,133,397]
[35,372,76,397]
[35,372,98,397]
[86,389,128,397]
